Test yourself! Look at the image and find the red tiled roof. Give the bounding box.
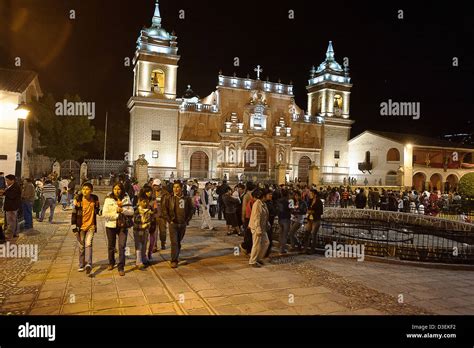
[0,68,38,93]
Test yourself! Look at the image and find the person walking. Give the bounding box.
[289,191,307,251]
[0,175,21,238]
[200,182,214,230]
[71,183,100,276]
[222,186,240,235]
[133,196,153,269]
[162,181,193,268]
[240,181,256,255]
[151,179,169,252]
[21,178,35,230]
[304,189,324,254]
[38,180,57,223]
[276,189,291,254]
[102,183,134,276]
[248,189,270,268]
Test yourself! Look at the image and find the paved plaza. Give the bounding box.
[1,199,473,316]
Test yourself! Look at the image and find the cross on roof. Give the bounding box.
[254,65,263,80]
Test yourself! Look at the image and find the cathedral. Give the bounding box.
[128,1,353,184]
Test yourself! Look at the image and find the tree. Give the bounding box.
[29,93,95,161]
[458,173,474,197]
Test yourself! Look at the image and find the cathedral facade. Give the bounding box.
[128,1,354,184]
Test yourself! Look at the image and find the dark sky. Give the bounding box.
[1,0,473,149]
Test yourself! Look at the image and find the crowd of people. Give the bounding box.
[1,169,471,274]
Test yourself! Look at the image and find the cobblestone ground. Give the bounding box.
[1,198,473,315]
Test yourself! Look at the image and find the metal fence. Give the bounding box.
[84,159,128,178]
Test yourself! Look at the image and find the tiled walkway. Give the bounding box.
[1,205,472,315]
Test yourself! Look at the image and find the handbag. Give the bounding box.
[117,212,133,228]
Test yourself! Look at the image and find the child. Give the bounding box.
[193,191,200,216]
[60,187,69,210]
[71,183,100,276]
[133,197,153,269]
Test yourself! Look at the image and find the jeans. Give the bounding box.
[5,210,19,236]
[304,220,321,252]
[22,201,33,229]
[249,231,270,265]
[218,201,225,220]
[289,221,302,248]
[169,223,186,262]
[106,227,128,271]
[76,228,95,267]
[133,229,149,265]
[39,198,56,222]
[157,217,167,245]
[278,219,291,252]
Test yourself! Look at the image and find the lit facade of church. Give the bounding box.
[128,1,474,189]
[128,1,353,184]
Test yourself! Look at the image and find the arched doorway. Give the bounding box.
[245,143,267,174]
[190,151,209,178]
[412,172,426,191]
[60,160,80,180]
[430,173,442,192]
[298,156,311,183]
[445,174,459,193]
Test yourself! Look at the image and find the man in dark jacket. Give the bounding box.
[276,189,291,254]
[355,189,367,209]
[21,178,35,230]
[1,175,22,238]
[216,180,229,220]
[162,181,193,268]
[305,189,324,254]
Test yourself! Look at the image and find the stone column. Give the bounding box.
[308,165,320,187]
[52,161,61,178]
[276,164,287,186]
[403,145,413,189]
[80,162,88,185]
[134,154,149,186]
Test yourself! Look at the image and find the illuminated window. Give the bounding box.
[152,150,159,159]
[334,94,343,109]
[151,69,165,94]
[151,130,161,141]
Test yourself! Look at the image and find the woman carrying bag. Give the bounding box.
[102,183,134,276]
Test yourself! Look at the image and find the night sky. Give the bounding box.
[1,0,473,156]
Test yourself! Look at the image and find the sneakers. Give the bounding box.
[170,261,178,269]
[85,264,92,275]
[78,267,85,272]
[250,263,262,268]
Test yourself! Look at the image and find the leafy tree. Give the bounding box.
[29,93,95,161]
[459,172,474,197]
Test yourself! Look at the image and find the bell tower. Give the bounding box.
[307,41,354,181]
[128,0,180,172]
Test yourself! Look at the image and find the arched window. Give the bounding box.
[334,94,343,116]
[387,148,400,162]
[151,69,165,94]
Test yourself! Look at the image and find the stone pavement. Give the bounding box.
[0,204,473,315]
